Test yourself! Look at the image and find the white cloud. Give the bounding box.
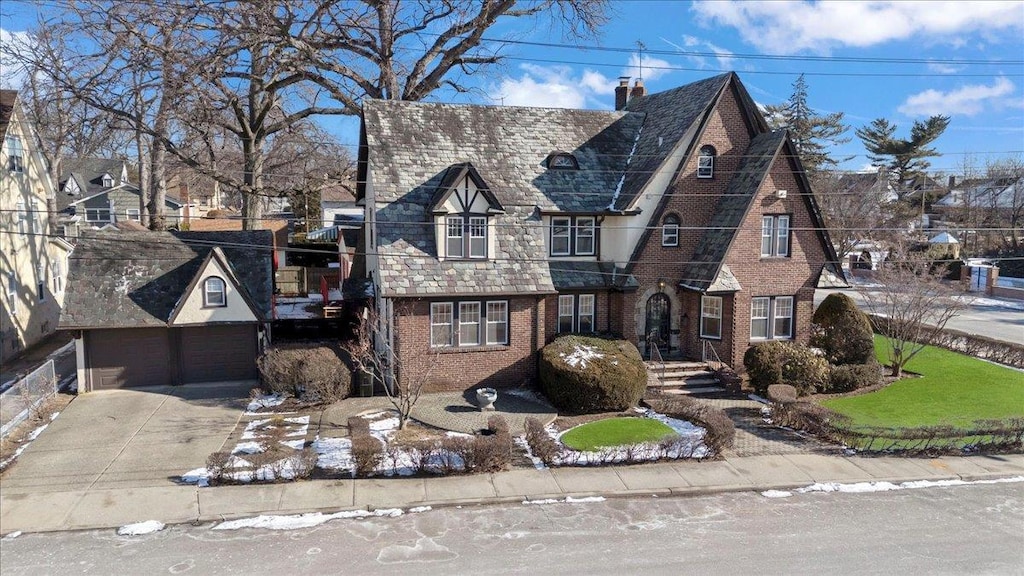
[623,53,673,82]
[692,1,1024,54]
[490,64,614,109]
[662,35,738,71]
[0,29,31,89]
[926,61,965,74]
[897,77,1017,116]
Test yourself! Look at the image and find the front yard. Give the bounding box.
[821,336,1024,430]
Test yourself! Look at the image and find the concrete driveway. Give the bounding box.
[1,382,251,494]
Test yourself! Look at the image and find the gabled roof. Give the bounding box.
[0,90,17,139]
[166,246,264,325]
[679,131,787,292]
[60,230,274,329]
[429,162,505,214]
[679,131,844,292]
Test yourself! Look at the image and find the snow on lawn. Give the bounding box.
[312,436,354,474]
[117,521,166,536]
[559,344,604,369]
[363,412,467,477]
[245,394,286,413]
[213,508,410,531]
[241,416,309,439]
[761,476,1024,498]
[958,295,1024,311]
[544,409,709,466]
[180,416,312,485]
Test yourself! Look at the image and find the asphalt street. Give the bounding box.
[2,482,1022,575]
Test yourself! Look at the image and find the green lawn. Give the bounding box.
[560,418,676,451]
[821,335,1024,429]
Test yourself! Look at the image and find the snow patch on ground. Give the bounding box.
[409,506,432,513]
[246,394,286,413]
[117,520,166,536]
[514,435,546,470]
[957,295,1024,311]
[523,496,606,505]
[764,476,1024,498]
[313,436,354,474]
[559,344,604,369]
[213,508,406,531]
[2,531,22,540]
[548,409,709,465]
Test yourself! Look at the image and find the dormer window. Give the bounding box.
[546,152,579,170]
[697,145,716,179]
[203,276,227,307]
[549,215,598,257]
[101,173,114,187]
[662,214,680,246]
[431,163,504,261]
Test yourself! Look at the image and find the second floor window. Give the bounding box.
[125,209,141,221]
[203,277,227,307]
[697,145,716,179]
[446,215,487,259]
[761,215,791,257]
[85,208,111,223]
[51,260,63,294]
[662,214,680,246]
[16,201,27,234]
[6,273,16,316]
[6,135,24,173]
[36,264,45,301]
[550,216,598,256]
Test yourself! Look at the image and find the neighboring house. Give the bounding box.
[0,90,73,363]
[60,230,274,390]
[57,158,184,234]
[935,176,1023,219]
[356,72,843,392]
[320,182,362,228]
[187,216,290,270]
[836,169,897,204]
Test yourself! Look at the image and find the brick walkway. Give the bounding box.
[698,398,842,457]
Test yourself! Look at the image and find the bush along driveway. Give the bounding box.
[816,336,1024,453]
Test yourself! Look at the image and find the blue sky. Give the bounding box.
[3,1,1023,174]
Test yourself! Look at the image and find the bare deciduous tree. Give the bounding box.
[343,305,441,430]
[862,247,969,376]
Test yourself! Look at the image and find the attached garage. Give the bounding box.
[180,325,258,383]
[87,328,173,389]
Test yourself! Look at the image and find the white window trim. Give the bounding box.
[578,294,595,333]
[700,295,723,339]
[697,147,715,179]
[446,216,464,258]
[458,302,481,347]
[6,273,16,316]
[750,295,795,340]
[85,208,112,224]
[203,277,227,307]
[557,294,575,333]
[125,208,141,221]
[430,302,454,348]
[662,218,679,247]
[16,201,27,234]
[550,217,572,256]
[485,301,509,345]
[6,135,24,173]
[468,216,487,259]
[29,201,41,234]
[761,215,791,258]
[51,260,62,294]
[575,217,596,256]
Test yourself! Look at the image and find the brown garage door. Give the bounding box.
[88,328,173,389]
[180,325,257,383]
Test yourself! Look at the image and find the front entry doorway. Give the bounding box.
[645,293,671,357]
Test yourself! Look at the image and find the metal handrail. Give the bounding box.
[701,339,724,371]
[648,331,665,382]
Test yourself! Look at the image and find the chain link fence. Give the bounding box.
[1,359,56,438]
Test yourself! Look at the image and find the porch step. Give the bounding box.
[660,386,727,396]
[644,360,727,396]
[649,376,720,387]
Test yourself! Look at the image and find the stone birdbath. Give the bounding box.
[476,387,498,412]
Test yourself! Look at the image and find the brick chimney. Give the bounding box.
[630,78,646,101]
[948,175,956,188]
[615,77,630,110]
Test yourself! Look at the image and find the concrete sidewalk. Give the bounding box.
[2,452,1022,534]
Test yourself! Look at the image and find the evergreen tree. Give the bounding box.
[763,74,850,175]
[856,115,950,187]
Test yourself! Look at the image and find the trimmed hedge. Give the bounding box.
[766,384,798,403]
[644,395,735,456]
[826,363,882,393]
[811,293,875,365]
[743,341,829,396]
[539,335,647,414]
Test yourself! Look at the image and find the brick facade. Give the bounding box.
[392,296,543,392]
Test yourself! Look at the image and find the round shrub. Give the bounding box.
[539,335,647,414]
[767,384,798,404]
[825,363,881,393]
[811,293,875,366]
[743,341,829,397]
[257,342,352,403]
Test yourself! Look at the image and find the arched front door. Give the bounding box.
[645,293,671,355]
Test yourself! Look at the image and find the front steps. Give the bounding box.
[645,360,727,396]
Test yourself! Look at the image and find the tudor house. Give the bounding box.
[356,72,844,392]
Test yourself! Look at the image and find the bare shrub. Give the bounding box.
[524,417,560,465]
[257,342,352,403]
[205,451,232,484]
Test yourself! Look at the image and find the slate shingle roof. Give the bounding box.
[549,261,638,291]
[363,100,650,297]
[679,131,787,292]
[60,230,274,329]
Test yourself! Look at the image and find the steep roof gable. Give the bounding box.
[60,230,273,329]
[429,162,505,215]
[167,247,263,325]
[0,90,17,139]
